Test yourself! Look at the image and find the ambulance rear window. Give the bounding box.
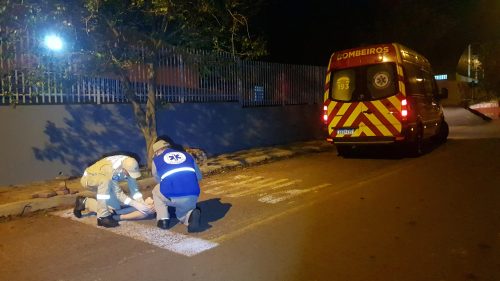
[330,63,398,102]
[331,70,355,101]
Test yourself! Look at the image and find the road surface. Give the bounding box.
[1,107,499,281]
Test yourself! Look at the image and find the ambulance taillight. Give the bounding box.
[401,99,408,120]
[323,105,328,124]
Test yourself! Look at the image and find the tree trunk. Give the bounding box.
[121,63,158,170]
[145,63,158,169]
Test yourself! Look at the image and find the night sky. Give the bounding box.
[260,0,500,73]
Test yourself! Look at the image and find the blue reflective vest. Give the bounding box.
[153,148,200,197]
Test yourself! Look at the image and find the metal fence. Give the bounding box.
[0,33,325,107]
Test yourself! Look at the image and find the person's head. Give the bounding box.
[153,140,170,157]
[122,157,141,179]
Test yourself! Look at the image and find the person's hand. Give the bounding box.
[144,197,155,212]
[130,200,153,214]
[144,197,154,205]
[107,206,116,215]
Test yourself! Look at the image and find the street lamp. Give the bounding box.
[43,34,64,51]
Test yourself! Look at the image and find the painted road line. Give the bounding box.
[203,174,251,188]
[259,178,291,188]
[259,189,307,204]
[202,175,252,192]
[224,178,279,197]
[258,183,331,204]
[206,177,272,195]
[201,179,232,188]
[233,174,252,179]
[206,176,265,195]
[52,209,218,257]
[228,178,291,197]
[269,179,302,190]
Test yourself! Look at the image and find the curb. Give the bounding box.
[466,107,493,121]
[199,141,333,175]
[0,195,77,218]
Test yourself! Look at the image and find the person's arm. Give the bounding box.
[108,174,151,214]
[127,177,143,201]
[112,181,152,214]
[152,160,161,183]
[194,162,202,181]
[111,180,133,205]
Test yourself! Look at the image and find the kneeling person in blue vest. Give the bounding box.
[151,140,202,233]
[74,155,155,227]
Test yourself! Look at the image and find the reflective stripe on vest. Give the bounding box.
[160,167,196,181]
[96,194,110,200]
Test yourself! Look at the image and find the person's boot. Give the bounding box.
[73,196,86,218]
[187,207,201,233]
[97,215,119,228]
[157,219,171,230]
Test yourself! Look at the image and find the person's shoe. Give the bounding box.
[187,207,201,233]
[157,219,171,230]
[97,215,119,228]
[73,196,86,218]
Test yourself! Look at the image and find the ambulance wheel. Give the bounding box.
[433,120,449,144]
[336,145,352,157]
[408,125,424,157]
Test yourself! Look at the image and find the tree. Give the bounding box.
[477,41,500,98]
[0,0,267,167]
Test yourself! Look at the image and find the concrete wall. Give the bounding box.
[437,80,462,107]
[0,103,323,185]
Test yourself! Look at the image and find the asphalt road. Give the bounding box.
[1,108,499,281]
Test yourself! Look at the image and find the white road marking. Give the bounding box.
[223,178,278,196]
[258,183,331,204]
[228,178,291,197]
[204,175,303,200]
[201,179,232,188]
[206,176,265,195]
[202,175,252,192]
[259,190,307,204]
[269,179,302,190]
[259,178,290,188]
[52,209,218,257]
[233,174,251,180]
[202,175,250,187]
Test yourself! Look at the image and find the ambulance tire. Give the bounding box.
[408,125,424,157]
[433,120,449,144]
[336,145,352,157]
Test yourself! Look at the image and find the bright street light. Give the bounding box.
[43,34,64,51]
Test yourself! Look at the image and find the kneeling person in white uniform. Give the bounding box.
[151,140,202,232]
[74,155,154,227]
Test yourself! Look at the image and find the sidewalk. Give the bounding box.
[0,140,334,219]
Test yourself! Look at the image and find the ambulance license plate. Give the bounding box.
[336,128,355,135]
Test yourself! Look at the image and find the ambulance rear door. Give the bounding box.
[329,62,403,141]
[360,63,403,139]
[328,68,363,139]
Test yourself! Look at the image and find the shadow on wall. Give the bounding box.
[32,104,145,176]
[29,103,323,179]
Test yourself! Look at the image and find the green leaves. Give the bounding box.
[477,41,500,97]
